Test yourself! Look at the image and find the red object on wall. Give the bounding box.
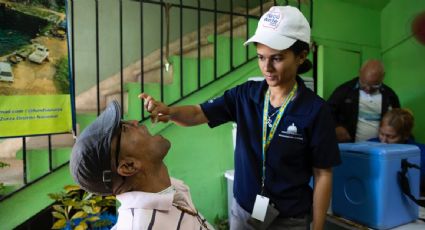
[412,11,425,45]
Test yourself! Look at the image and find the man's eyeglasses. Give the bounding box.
[359,80,382,93]
[114,120,144,167]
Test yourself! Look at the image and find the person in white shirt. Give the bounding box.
[328,60,400,142]
[70,101,213,230]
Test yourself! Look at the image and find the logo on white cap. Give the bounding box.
[262,7,281,30]
[244,6,310,50]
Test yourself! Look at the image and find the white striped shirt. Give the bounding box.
[111,178,214,230]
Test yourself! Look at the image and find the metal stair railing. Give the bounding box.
[0,0,313,204]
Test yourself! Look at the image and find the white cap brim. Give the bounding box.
[244,32,297,51]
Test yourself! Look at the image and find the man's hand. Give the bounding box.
[335,126,351,142]
[139,93,171,123]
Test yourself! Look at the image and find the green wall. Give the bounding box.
[313,0,383,99]
[381,0,425,142]
[314,0,425,142]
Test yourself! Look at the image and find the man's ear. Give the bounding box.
[116,157,142,177]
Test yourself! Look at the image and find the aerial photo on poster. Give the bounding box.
[0,0,72,137]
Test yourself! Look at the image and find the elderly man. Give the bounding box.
[327,60,400,142]
[70,101,212,230]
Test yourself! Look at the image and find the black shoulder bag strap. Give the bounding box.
[397,159,425,208]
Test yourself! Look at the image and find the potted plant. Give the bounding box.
[0,161,10,196]
[48,185,117,230]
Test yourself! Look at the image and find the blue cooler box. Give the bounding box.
[332,142,420,229]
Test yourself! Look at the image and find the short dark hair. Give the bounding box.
[289,40,312,74]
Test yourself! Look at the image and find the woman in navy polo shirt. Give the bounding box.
[141,6,340,230]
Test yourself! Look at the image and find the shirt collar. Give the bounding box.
[116,190,175,211]
[252,76,306,104]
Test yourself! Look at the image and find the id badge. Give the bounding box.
[251,195,269,221]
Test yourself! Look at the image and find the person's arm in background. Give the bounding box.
[334,126,351,142]
[312,168,333,230]
[327,86,351,142]
[139,93,208,126]
[388,87,401,109]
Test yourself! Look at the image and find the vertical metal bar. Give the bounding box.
[160,0,164,101]
[213,0,217,80]
[245,0,249,61]
[140,0,145,119]
[95,0,100,116]
[260,0,263,15]
[310,0,313,29]
[286,0,289,6]
[274,0,277,6]
[70,0,77,135]
[180,0,184,96]
[197,0,201,89]
[313,42,318,93]
[48,135,52,171]
[230,0,233,70]
[22,137,27,184]
[297,0,301,9]
[119,0,124,118]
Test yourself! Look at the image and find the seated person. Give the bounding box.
[369,108,425,196]
[70,101,213,230]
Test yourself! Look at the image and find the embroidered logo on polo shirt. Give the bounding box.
[287,123,297,134]
[279,123,303,141]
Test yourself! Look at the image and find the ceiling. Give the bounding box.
[338,0,391,10]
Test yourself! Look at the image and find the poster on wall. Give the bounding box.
[0,0,73,137]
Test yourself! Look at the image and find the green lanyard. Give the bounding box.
[261,83,297,193]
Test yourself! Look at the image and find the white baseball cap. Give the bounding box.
[244,6,311,50]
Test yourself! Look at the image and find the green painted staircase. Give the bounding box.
[0,18,263,229]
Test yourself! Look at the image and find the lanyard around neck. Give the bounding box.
[260,83,298,193]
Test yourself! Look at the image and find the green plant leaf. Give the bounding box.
[83,192,94,201]
[92,219,112,227]
[82,205,93,214]
[75,221,88,230]
[0,161,10,168]
[52,211,66,220]
[48,193,61,200]
[64,185,81,192]
[71,211,87,220]
[92,206,101,214]
[63,200,80,207]
[86,216,100,222]
[52,205,65,213]
[51,219,67,229]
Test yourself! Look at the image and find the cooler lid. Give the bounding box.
[338,141,420,157]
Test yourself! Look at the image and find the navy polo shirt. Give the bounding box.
[200,76,341,217]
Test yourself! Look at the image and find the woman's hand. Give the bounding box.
[139,93,171,123]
